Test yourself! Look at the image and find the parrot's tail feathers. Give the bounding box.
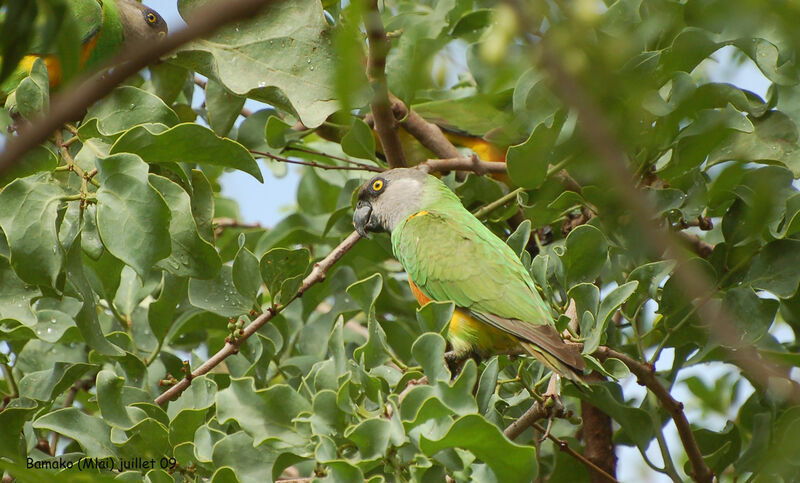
[520,342,589,388]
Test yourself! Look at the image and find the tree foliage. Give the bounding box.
[1,0,800,481]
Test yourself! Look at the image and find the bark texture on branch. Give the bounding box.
[155,231,361,405]
[364,1,407,168]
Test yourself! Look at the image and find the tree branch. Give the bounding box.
[592,346,711,483]
[506,0,800,416]
[155,231,361,405]
[418,155,508,176]
[250,150,383,172]
[364,0,407,168]
[0,0,279,176]
[580,372,617,483]
[503,400,552,440]
[532,421,619,483]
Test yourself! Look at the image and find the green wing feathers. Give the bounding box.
[392,207,585,377]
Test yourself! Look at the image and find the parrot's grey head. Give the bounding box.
[116,0,168,43]
[353,168,430,237]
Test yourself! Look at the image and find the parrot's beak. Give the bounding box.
[353,200,373,238]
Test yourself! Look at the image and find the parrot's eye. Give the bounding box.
[371,179,384,192]
[146,12,158,24]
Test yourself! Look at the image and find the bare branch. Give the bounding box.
[155,231,361,405]
[503,400,551,440]
[532,420,619,483]
[581,373,617,483]
[593,346,711,483]
[419,155,507,176]
[251,150,383,172]
[364,0,407,168]
[0,0,279,176]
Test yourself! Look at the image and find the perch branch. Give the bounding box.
[155,231,361,405]
[364,0,407,168]
[0,0,280,176]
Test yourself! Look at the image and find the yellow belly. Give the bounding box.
[408,276,519,356]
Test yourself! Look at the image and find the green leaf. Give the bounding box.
[14,57,49,119]
[506,219,531,257]
[420,414,537,483]
[259,247,311,303]
[18,362,93,401]
[411,332,450,383]
[341,118,376,161]
[33,407,117,458]
[746,239,800,298]
[232,239,261,304]
[416,301,455,335]
[720,287,778,348]
[0,173,65,286]
[205,77,245,136]
[81,86,179,136]
[216,378,311,446]
[95,153,172,278]
[188,265,253,317]
[689,422,741,476]
[565,381,654,451]
[65,235,125,356]
[0,397,38,460]
[149,174,222,279]
[212,432,276,483]
[345,418,392,467]
[96,370,147,430]
[0,257,41,326]
[507,112,565,189]
[174,0,346,128]
[112,123,263,182]
[625,260,676,316]
[562,225,609,287]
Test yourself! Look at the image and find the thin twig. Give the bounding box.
[532,421,619,483]
[155,231,361,405]
[0,0,280,176]
[250,150,383,172]
[473,187,525,219]
[364,0,407,168]
[287,145,384,169]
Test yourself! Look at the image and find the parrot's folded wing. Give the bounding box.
[467,310,585,372]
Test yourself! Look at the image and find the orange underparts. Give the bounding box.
[20,32,100,88]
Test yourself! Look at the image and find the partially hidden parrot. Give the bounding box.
[1,0,168,98]
[353,168,586,382]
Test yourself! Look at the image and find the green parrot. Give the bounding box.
[353,168,586,382]
[1,0,168,98]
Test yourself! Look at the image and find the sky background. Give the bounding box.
[140,2,782,481]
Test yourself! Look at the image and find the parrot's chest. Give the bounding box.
[407,277,519,356]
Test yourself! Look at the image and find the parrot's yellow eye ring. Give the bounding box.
[146,12,157,23]
[372,179,384,192]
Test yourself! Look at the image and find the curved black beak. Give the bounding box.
[353,200,373,238]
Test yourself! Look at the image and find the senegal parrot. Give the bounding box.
[1,0,168,98]
[353,168,585,382]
